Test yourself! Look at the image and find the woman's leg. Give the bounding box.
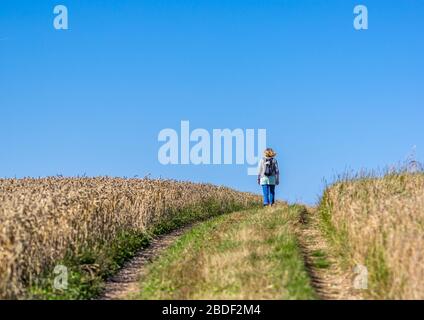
[269,185,276,205]
[262,185,270,205]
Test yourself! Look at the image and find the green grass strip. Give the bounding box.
[134,205,316,300]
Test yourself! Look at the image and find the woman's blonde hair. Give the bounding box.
[264,148,277,158]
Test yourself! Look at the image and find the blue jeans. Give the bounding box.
[262,185,275,205]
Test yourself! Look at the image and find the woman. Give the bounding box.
[257,148,280,206]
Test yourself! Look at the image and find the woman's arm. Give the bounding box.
[257,158,264,184]
[275,159,280,185]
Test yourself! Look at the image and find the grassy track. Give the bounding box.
[133,204,316,300]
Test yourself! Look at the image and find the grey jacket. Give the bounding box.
[257,157,280,184]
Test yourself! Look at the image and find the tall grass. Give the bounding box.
[318,171,424,299]
[0,177,260,299]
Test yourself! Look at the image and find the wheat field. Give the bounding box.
[319,172,424,299]
[0,177,260,299]
[2,173,423,300]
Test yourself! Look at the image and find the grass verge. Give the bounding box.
[317,172,424,299]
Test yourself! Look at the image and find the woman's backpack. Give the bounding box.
[264,158,277,177]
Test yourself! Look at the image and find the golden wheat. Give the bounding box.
[0,177,260,299]
[320,172,424,299]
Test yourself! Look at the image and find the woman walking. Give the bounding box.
[257,148,280,206]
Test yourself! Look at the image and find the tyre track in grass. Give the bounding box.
[98,224,194,300]
[297,206,363,300]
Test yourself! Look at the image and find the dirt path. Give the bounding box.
[298,207,363,300]
[97,224,193,300]
[98,206,363,300]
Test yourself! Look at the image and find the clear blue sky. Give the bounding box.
[1,0,423,204]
